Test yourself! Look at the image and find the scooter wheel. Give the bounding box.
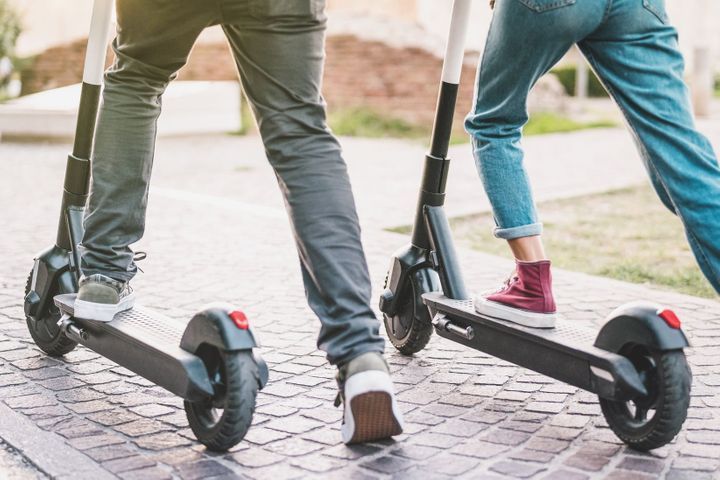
[184,349,259,451]
[24,271,77,356]
[599,347,691,451]
[383,269,436,355]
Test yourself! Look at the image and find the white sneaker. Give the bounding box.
[335,352,404,444]
[74,274,135,322]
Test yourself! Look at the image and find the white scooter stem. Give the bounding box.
[441,0,473,86]
[83,0,114,86]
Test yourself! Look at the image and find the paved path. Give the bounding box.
[1,129,719,479]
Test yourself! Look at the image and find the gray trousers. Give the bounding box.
[80,0,384,365]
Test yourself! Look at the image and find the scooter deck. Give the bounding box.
[54,294,213,401]
[423,292,645,400]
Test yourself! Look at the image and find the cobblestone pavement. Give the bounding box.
[1,136,719,479]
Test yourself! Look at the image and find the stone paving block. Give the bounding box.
[86,409,143,427]
[490,460,547,478]
[323,444,382,460]
[5,393,56,409]
[118,467,174,480]
[113,418,173,437]
[524,436,571,453]
[540,469,590,480]
[67,433,127,450]
[265,437,324,457]
[55,388,105,403]
[65,399,116,414]
[102,454,157,474]
[129,403,175,418]
[231,448,286,468]
[665,470,716,480]
[507,448,555,464]
[432,418,489,438]
[452,440,510,459]
[480,428,532,446]
[616,456,667,475]
[134,432,193,451]
[671,455,720,471]
[361,454,415,474]
[265,416,324,434]
[243,426,291,446]
[84,443,139,462]
[290,452,347,473]
[563,452,612,472]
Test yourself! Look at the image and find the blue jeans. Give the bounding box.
[465,0,720,293]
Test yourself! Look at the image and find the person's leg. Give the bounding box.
[464,0,605,326]
[219,0,401,443]
[76,0,214,321]
[580,0,720,294]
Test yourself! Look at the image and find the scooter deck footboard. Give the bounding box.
[423,293,646,401]
[54,294,213,401]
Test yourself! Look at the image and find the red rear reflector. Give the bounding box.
[658,309,681,329]
[229,310,249,330]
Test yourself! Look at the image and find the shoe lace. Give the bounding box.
[133,251,147,273]
[495,270,519,293]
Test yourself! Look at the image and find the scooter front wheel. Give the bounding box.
[383,268,439,355]
[184,348,259,451]
[24,271,77,356]
[599,347,691,451]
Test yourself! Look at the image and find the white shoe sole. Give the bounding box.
[341,370,404,444]
[474,296,556,329]
[73,293,136,323]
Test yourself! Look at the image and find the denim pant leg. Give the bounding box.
[220,1,384,366]
[464,0,604,240]
[81,1,213,282]
[580,0,720,293]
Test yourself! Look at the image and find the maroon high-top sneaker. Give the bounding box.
[474,260,557,328]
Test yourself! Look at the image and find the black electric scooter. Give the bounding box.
[379,0,692,451]
[23,0,268,452]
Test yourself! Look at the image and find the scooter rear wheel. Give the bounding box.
[24,271,77,356]
[184,348,259,451]
[599,347,691,451]
[383,269,436,355]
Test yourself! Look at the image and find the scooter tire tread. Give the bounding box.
[600,350,691,451]
[24,271,78,357]
[185,350,259,452]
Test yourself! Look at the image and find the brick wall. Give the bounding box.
[20,34,476,128]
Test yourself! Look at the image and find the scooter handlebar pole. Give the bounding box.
[57,0,114,250]
[83,0,114,86]
[429,0,472,160]
[441,0,473,87]
[72,0,113,161]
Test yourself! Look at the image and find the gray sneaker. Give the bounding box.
[74,274,135,322]
[335,352,404,444]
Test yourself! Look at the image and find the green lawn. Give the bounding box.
[393,185,716,298]
[325,107,616,144]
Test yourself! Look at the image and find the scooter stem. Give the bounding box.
[429,0,472,158]
[411,0,472,250]
[73,0,113,160]
[56,0,113,250]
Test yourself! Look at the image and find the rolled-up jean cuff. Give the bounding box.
[493,222,543,240]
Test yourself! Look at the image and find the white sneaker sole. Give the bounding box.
[341,370,404,444]
[474,295,556,329]
[73,293,136,323]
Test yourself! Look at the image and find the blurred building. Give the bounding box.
[9,0,720,122]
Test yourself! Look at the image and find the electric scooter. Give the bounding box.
[22,0,268,452]
[379,0,692,451]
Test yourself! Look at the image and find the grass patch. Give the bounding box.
[393,185,716,298]
[325,107,615,144]
[524,112,616,136]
